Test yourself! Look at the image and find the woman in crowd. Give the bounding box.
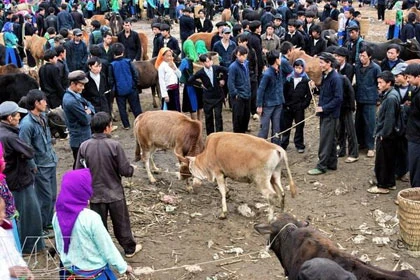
[2,22,22,68]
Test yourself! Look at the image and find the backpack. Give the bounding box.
[394,93,408,137]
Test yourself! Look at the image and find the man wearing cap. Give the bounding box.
[392,62,412,182]
[211,21,227,50]
[334,46,354,81]
[151,23,162,58]
[212,27,237,68]
[344,25,364,65]
[23,14,37,37]
[354,46,381,158]
[158,23,181,58]
[65,28,88,72]
[273,14,286,39]
[379,44,404,72]
[117,20,142,61]
[179,7,195,46]
[19,89,58,237]
[57,3,74,31]
[39,49,65,109]
[62,70,95,168]
[308,52,343,175]
[0,101,45,254]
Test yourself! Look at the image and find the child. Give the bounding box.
[281,59,312,153]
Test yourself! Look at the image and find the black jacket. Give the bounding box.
[283,76,312,111]
[152,33,162,58]
[339,62,354,82]
[158,36,181,58]
[195,18,213,33]
[35,14,46,36]
[340,74,356,113]
[188,65,228,102]
[45,14,58,31]
[0,122,34,192]
[406,86,420,143]
[247,32,263,78]
[71,11,86,29]
[210,33,222,50]
[82,72,110,113]
[306,37,327,56]
[39,62,66,108]
[117,30,142,61]
[179,14,195,42]
[380,58,404,72]
[284,31,305,50]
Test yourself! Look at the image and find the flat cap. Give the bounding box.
[391,62,408,75]
[151,22,161,29]
[160,23,170,31]
[54,35,66,43]
[0,101,27,117]
[222,26,232,34]
[249,20,261,29]
[347,24,359,31]
[73,28,83,36]
[68,70,89,83]
[216,21,227,27]
[334,47,349,57]
[274,14,283,20]
[24,14,33,19]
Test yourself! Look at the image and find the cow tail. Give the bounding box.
[278,148,297,198]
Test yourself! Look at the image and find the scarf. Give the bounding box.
[286,58,309,82]
[183,39,199,62]
[155,47,171,69]
[56,168,93,254]
[195,40,208,55]
[0,143,6,183]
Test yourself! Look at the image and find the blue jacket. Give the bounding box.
[257,66,285,107]
[319,70,343,119]
[109,58,139,96]
[65,40,88,72]
[19,112,57,169]
[62,89,95,148]
[57,10,74,31]
[212,40,237,67]
[355,61,381,105]
[228,60,251,99]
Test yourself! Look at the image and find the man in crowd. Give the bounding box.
[65,28,88,72]
[117,20,142,61]
[39,49,65,109]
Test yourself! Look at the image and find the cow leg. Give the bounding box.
[134,141,141,162]
[150,153,160,173]
[151,85,158,108]
[215,174,228,219]
[258,176,278,221]
[143,150,157,183]
[271,172,285,212]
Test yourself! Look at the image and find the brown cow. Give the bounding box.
[184,132,296,220]
[133,57,159,108]
[319,17,339,31]
[24,35,47,68]
[187,32,218,51]
[255,213,420,280]
[111,31,148,61]
[288,48,322,85]
[134,111,205,183]
[90,14,110,26]
[0,64,20,75]
[403,7,420,23]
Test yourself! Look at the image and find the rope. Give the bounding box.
[266,81,319,141]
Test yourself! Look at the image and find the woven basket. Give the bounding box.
[359,18,369,37]
[398,188,420,251]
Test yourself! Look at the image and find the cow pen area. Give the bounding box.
[27,6,420,280]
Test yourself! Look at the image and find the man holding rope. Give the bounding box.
[308,53,343,175]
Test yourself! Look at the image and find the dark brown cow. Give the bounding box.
[90,14,110,26]
[133,57,159,108]
[184,132,296,220]
[134,111,205,183]
[319,17,339,31]
[255,213,420,280]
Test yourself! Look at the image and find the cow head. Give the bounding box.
[255,213,309,236]
[405,39,420,58]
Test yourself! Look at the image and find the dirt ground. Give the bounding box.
[27,5,420,279]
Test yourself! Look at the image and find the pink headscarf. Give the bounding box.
[0,143,6,183]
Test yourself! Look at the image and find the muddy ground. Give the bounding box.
[27,5,420,280]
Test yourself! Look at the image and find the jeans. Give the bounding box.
[34,166,57,229]
[116,91,142,128]
[12,185,45,254]
[355,103,376,150]
[90,199,137,254]
[316,116,338,172]
[258,105,282,146]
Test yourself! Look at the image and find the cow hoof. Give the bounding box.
[134,156,141,162]
[218,212,227,220]
[186,184,194,193]
[152,168,161,174]
[176,172,181,180]
[192,178,202,186]
[149,178,157,184]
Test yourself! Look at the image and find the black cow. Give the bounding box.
[105,12,123,36]
[255,213,420,280]
[0,73,39,104]
[364,38,420,61]
[242,8,264,21]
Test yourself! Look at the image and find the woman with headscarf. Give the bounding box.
[195,40,208,55]
[280,58,312,153]
[0,142,21,252]
[1,22,22,68]
[155,47,182,111]
[179,39,204,120]
[53,168,133,279]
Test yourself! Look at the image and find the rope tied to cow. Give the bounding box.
[266,81,319,141]
[265,222,298,252]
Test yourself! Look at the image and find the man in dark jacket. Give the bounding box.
[0,101,44,254]
[344,25,364,65]
[57,3,74,31]
[367,71,400,194]
[195,9,213,33]
[151,23,162,58]
[308,52,343,175]
[65,28,88,72]
[334,47,354,81]
[158,24,181,58]
[35,8,46,36]
[379,44,404,72]
[117,20,142,61]
[248,20,264,81]
[354,46,381,157]
[188,54,228,134]
[39,49,65,108]
[306,24,327,56]
[284,19,306,50]
[45,7,58,31]
[70,4,86,29]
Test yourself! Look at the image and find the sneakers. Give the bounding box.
[307,168,325,175]
[367,150,375,158]
[345,157,359,163]
[125,244,142,258]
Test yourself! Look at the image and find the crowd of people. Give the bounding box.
[0,0,419,278]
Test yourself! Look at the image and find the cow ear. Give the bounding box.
[254,223,274,235]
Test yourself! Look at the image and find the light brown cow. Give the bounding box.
[184,132,297,221]
[24,35,47,68]
[288,48,322,85]
[134,111,205,183]
[187,32,218,51]
[403,7,420,23]
[90,14,110,26]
